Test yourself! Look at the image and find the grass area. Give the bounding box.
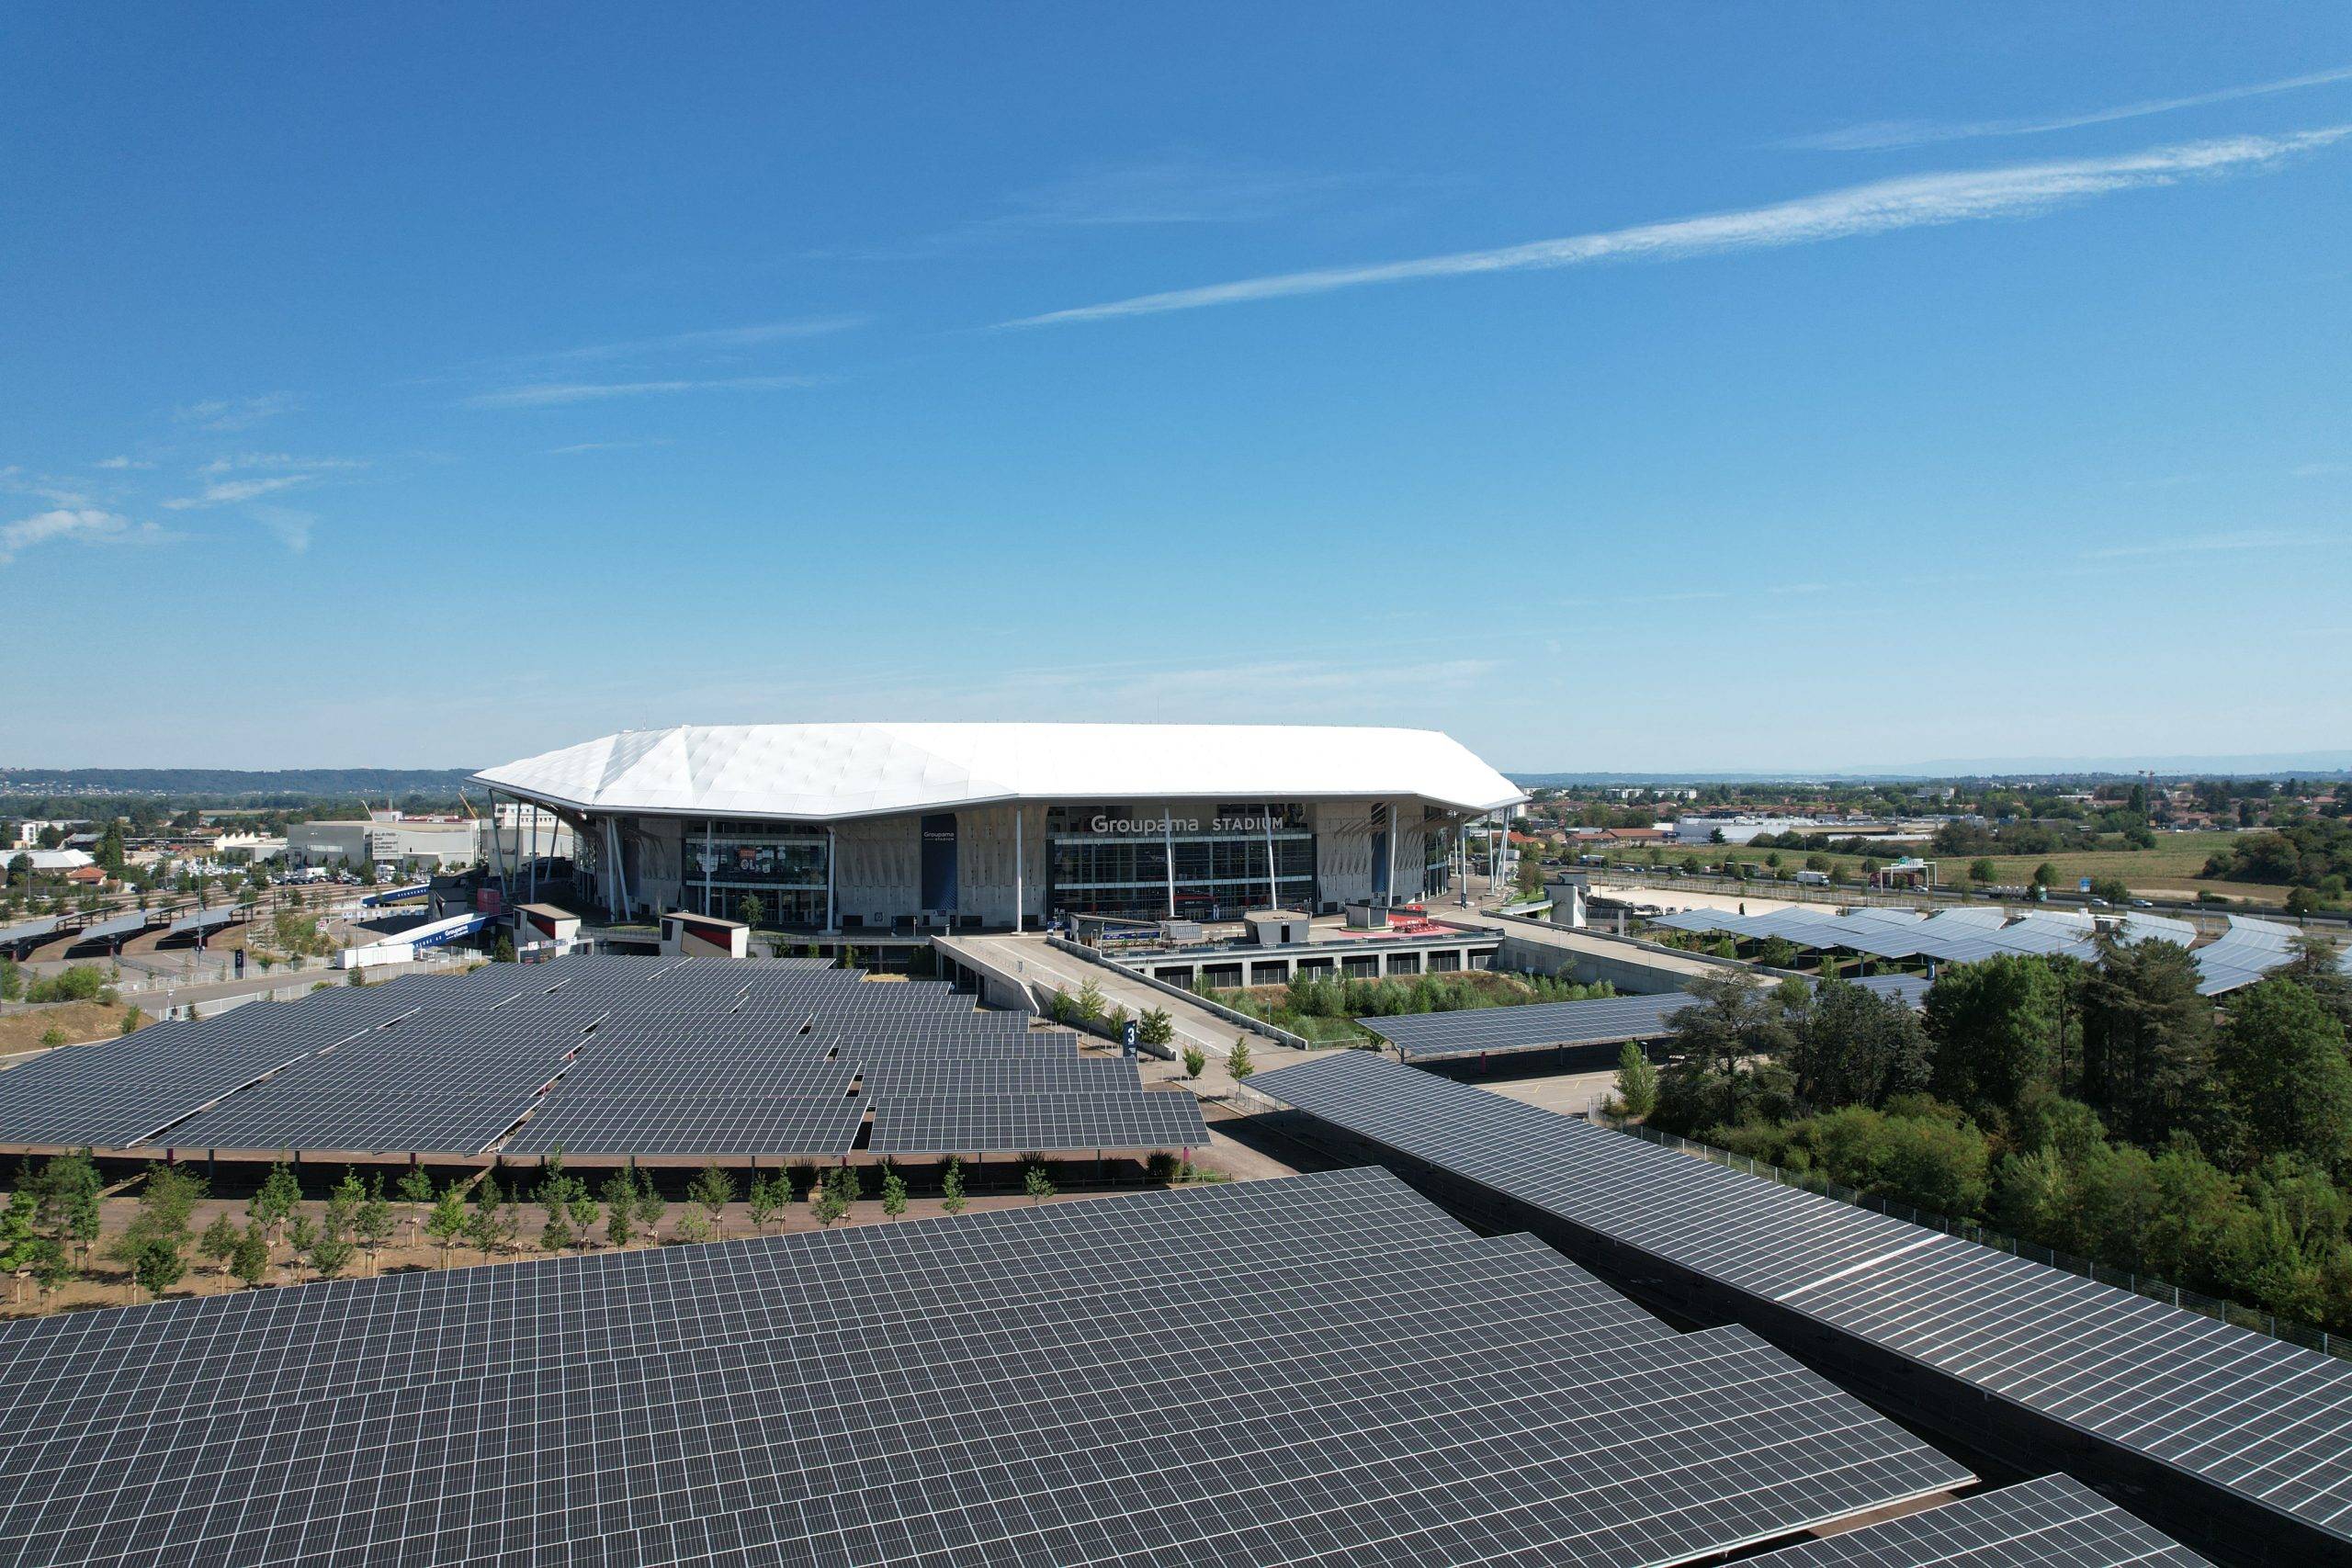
[0,1000,152,1055]
[1618,829,2288,907]
[1208,969,1616,1043]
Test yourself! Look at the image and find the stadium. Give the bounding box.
[469,721,1526,931]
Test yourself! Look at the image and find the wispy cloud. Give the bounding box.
[94,456,153,470]
[545,438,676,456]
[820,157,1367,260]
[464,375,818,409]
[2291,461,2348,478]
[196,452,366,476]
[999,128,2349,328]
[0,508,161,567]
[530,315,870,365]
[162,474,318,510]
[174,393,300,432]
[2079,528,2329,560]
[249,505,316,554]
[1782,64,2352,152]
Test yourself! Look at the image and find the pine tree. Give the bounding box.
[940,1157,966,1217]
[1227,1037,1253,1080]
[880,1164,908,1222]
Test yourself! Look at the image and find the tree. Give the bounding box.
[940,1157,967,1217]
[2080,935,2219,1147]
[322,1168,365,1248]
[2031,862,2059,889]
[1614,1043,1658,1119]
[0,1185,41,1303]
[736,892,765,930]
[2278,935,2352,1031]
[396,1167,435,1243]
[31,1150,104,1271]
[535,1152,597,1255]
[1137,1008,1174,1049]
[811,1169,851,1228]
[310,1233,355,1281]
[601,1170,639,1250]
[690,1162,735,1238]
[1652,972,1799,1134]
[250,1161,301,1244]
[128,1236,186,1301]
[2216,979,2352,1168]
[1968,858,1997,886]
[1023,1161,1055,1204]
[746,1171,788,1235]
[880,1163,908,1222]
[1076,977,1106,1022]
[355,1174,397,1274]
[1227,1037,1253,1080]
[1784,980,1931,1113]
[492,932,516,963]
[1925,954,2070,1119]
[200,1213,242,1287]
[632,1176,668,1244]
[426,1183,469,1265]
[232,1224,271,1290]
[1182,1046,1205,1080]
[468,1175,516,1258]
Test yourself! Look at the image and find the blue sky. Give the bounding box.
[3,6,2347,773]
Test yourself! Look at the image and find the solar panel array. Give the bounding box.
[0,954,1208,1159]
[1653,904,2329,998]
[0,915,62,947]
[1362,972,1928,1062]
[1253,1052,2352,1546]
[2191,913,2301,996]
[1747,1473,2209,1566]
[0,1167,2007,1567]
[1653,904,2108,966]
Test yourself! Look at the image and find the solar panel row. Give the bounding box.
[1363,971,1928,1062]
[0,1167,1998,1567]
[1252,1052,2352,1546]
[0,954,1207,1159]
[1747,1473,2208,1566]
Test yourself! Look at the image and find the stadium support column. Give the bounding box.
[1013,809,1025,933]
[1163,812,1176,919]
[826,826,836,932]
[1385,802,1398,908]
[703,818,714,919]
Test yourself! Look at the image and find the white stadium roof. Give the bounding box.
[474,723,1526,822]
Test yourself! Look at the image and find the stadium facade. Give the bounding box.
[473,722,1523,931]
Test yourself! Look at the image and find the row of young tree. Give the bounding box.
[1618,935,2352,1331]
[1,1149,1062,1309]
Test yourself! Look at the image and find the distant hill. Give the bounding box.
[1510,752,2352,786]
[0,767,481,798]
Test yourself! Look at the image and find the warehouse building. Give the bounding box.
[473,722,1523,931]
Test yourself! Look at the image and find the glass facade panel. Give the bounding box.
[1046,801,1315,919]
[685,821,830,926]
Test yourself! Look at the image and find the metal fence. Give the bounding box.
[1591,1110,2350,1362]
